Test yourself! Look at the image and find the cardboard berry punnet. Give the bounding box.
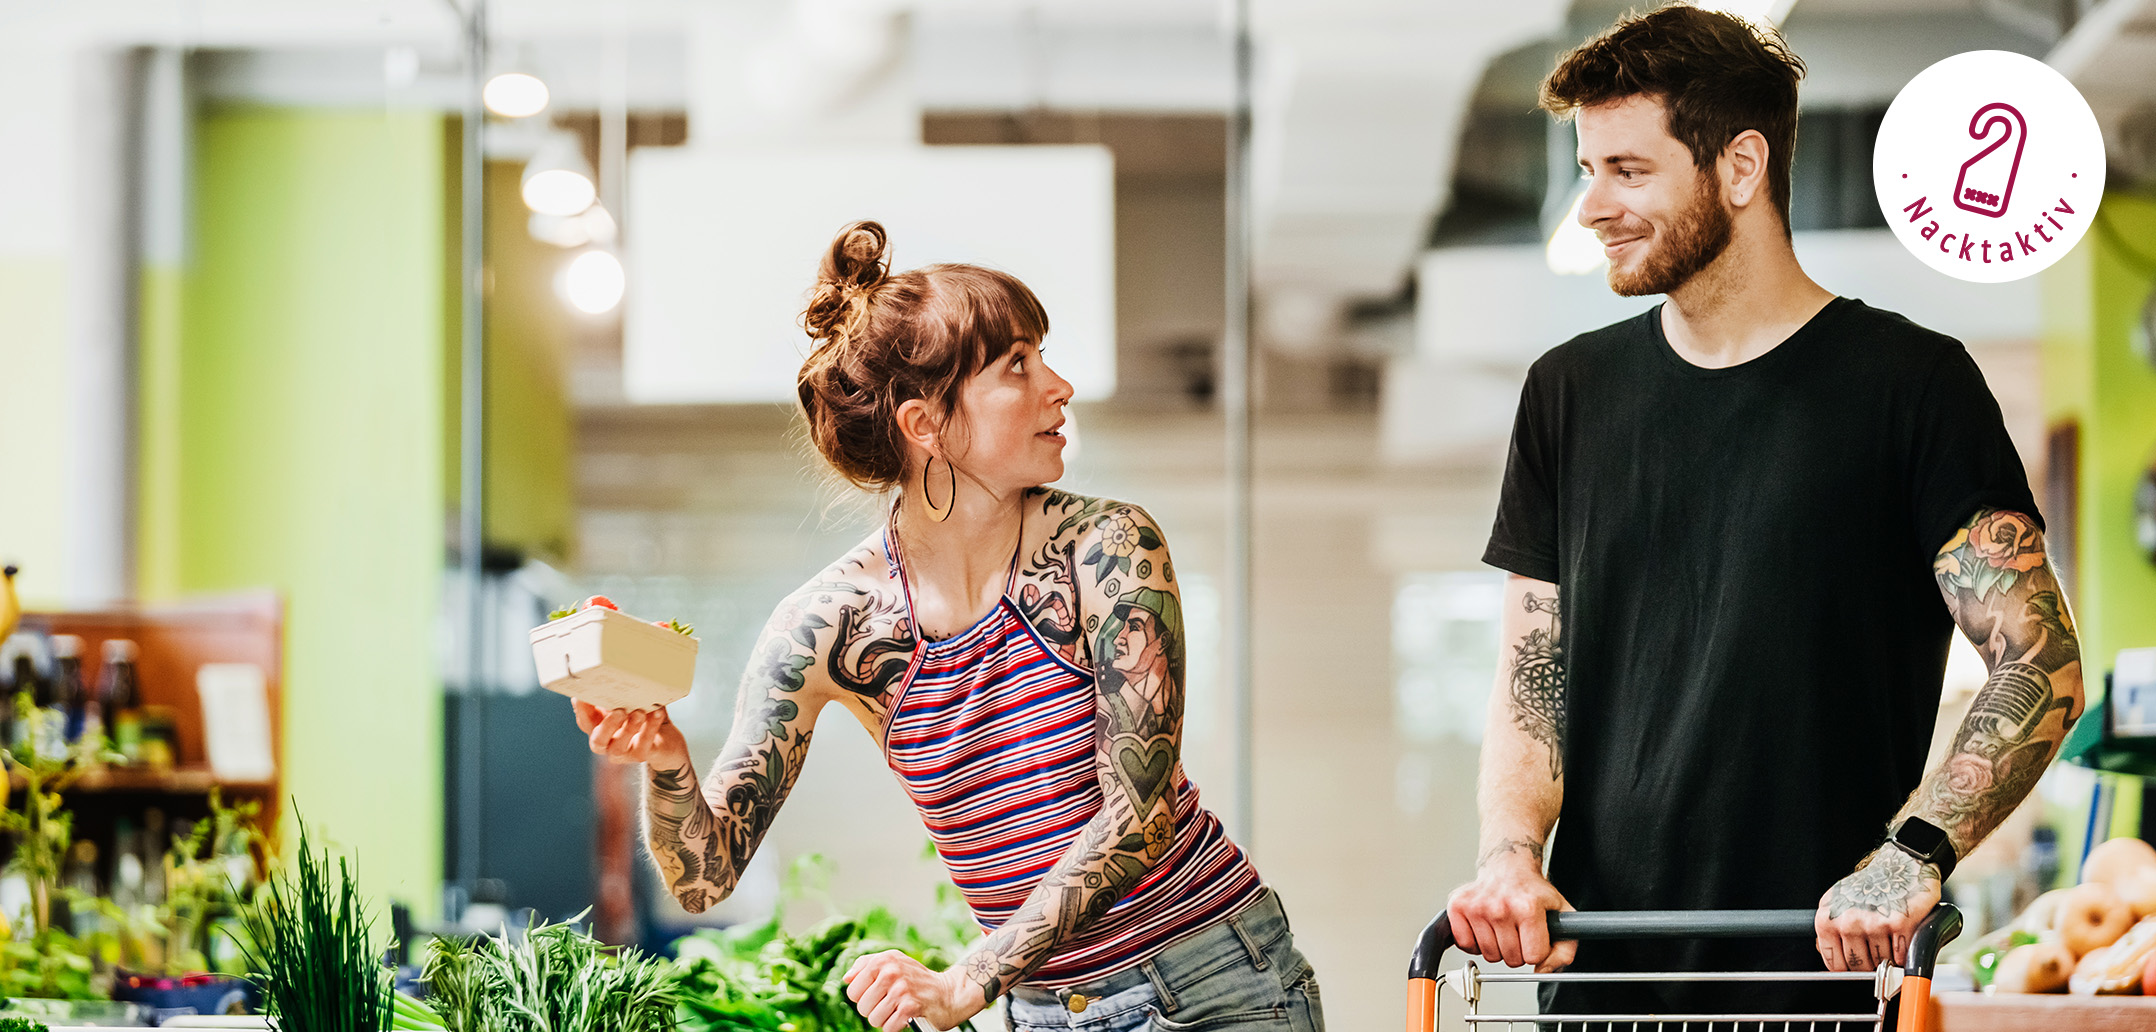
[529,596,698,711]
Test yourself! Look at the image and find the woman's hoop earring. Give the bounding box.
[923,454,956,523]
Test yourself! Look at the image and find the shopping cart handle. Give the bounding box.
[1409,905,1962,979]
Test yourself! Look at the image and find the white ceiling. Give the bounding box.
[4,0,2151,342]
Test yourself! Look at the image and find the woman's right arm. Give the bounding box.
[578,586,843,913]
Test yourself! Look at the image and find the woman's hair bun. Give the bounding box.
[803,221,890,344]
[830,221,888,289]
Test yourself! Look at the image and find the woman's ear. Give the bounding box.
[894,398,941,456]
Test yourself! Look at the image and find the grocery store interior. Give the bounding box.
[1,0,2155,1027]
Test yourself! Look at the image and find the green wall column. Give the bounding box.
[153,107,447,910]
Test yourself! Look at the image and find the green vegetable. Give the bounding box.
[547,608,576,621]
[236,816,395,1032]
[420,914,676,1032]
[390,989,447,1030]
[672,855,982,1032]
[0,1018,49,1032]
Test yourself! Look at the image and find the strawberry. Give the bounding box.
[580,595,620,612]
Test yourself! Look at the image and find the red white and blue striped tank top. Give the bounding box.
[879,527,1264,987]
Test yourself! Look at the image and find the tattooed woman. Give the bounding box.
[574,222,1322,1032]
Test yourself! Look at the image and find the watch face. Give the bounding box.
[1898,819,1950,858]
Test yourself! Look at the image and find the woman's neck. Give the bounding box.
[892,477,1028,598]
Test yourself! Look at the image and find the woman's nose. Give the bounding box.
[1043,361,1074,405]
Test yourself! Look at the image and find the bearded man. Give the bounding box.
[1442,4,2083,1018]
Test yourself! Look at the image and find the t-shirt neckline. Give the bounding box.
[1647,296,1851,379]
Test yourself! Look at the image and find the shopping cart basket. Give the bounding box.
[1406,905,1962,1032]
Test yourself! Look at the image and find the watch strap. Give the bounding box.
[1889,818,1958,881]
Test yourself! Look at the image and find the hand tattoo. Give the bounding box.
[1828,848,1938,920]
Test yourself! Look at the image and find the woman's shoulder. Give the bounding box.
[1027,489,1164,549]
[771,530,906,630]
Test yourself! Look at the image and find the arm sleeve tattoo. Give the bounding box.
[957,498,1188,1002]
[642,581,892,913]
[1901,509,2083,857]
[1507,590,1567,781]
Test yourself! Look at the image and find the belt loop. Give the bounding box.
[1228,912,1269,970]
[1142,959,1178,1012]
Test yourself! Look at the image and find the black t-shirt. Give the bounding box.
[1484,297,2039,1014]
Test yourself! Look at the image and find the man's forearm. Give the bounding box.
[1478,577,1567,872]
[1906,510,2084,857]
[1904,658,2082,855]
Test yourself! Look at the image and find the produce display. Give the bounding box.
[1972,835,2156,996]
[672,856,983,1032]
[416,915,677,1032]
[235,818,395,1032]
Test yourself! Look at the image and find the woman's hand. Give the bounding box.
[572,699,690,768]
[842,950,986,1032]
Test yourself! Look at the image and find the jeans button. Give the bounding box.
[1067,993,1089,1014]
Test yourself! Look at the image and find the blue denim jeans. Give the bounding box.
[1004,889,1324,1032]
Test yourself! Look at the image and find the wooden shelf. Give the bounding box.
[19,593,285,830]
[8,766,275,795]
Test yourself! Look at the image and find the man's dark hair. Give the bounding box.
[1541,4,1807,236]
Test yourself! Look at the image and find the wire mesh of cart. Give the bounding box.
[1406,905,1963,1032]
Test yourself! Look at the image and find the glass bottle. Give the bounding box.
[99,639,142,764]
[42,635,80,756]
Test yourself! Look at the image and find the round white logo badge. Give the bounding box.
[1873,50,2106,283]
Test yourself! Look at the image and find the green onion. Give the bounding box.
[236,815,394,1032]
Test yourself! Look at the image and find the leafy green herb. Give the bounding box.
[419,913,676,1032]
[547,608,576,621]
[658,620,695,636]
[236,815,394,1032]
[672,855,981,1032]
[0,1017,50,1032]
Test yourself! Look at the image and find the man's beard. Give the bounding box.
[1606,171,1734,297]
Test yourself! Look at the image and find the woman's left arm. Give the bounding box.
[845,500,1189,1031]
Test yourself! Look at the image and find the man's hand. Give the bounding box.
[1815,848,1941,972]
[1446,842,1578,971]
[843,951,984,1032]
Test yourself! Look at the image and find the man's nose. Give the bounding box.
[1577,175,1619,231]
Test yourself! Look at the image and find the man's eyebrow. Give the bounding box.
[1579,152,1654,169]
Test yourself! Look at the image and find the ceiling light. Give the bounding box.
[1545,190,1607,276]
[560,250,625,314]
[521,135,596,217]
[528,205,616,249]
[484,72,549,118]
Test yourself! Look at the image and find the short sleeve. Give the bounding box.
[1907,344,2042,558]
[1484,365,1562,583]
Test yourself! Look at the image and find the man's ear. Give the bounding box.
[1721,129,1770,211]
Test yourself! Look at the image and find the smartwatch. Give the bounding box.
[1887,817,1958,881]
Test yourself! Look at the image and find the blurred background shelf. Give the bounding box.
[11,766,276,796]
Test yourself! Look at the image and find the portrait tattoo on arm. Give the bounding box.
[1907,509,2083,854]
[954,500,1187,1002]
[1508,591,1568,781]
